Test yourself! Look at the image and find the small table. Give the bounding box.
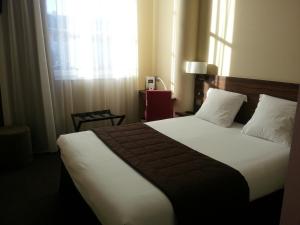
[71,109,125,132]
[138,90,176,120]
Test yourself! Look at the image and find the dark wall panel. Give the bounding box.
[280,87,300,225]
[0,88,3,126]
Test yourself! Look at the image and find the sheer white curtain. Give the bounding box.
[43,0,139,133]
[0,0,138,152]
[0,0,57,152]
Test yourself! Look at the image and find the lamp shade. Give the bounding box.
[185,61,207,74]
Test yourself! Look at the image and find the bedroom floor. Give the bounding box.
[0,153,282,225]
[0,153,101,225]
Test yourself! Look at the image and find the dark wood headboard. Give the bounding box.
[194,75,299,124]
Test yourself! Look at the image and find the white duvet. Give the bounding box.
[57,116,290,225]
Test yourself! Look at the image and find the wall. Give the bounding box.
[139,0,300,110]
[0,88,3,126]
[229,0,300,83]
[190,0,300,110]
[280,87,300,225]
[137,0,154,89]
[152,0,199,111]
[153,0,174,91]
[137,0,175,91]
[177,0,201,112]
[137,0,173,91]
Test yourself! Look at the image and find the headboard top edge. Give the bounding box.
[205,74,300,86]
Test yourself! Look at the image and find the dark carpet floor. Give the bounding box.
[0,153,100,225]
[0,153,282,225]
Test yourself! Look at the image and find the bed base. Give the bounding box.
[59,160,283,225]
[59,162,102,225]
[58,75,294,225]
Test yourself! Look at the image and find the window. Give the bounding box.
[45,0,138,80]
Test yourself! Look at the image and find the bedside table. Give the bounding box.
[175,111,194,117]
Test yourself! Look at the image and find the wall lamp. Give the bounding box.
[184,61,207,75]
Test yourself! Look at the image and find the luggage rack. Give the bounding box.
[71,109,125,132]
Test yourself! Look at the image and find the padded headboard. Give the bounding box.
[194,75,299,124]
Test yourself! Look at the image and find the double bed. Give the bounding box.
[58,75,299,225]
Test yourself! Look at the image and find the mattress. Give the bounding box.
[57,116,290,225]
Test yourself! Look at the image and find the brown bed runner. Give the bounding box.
[93,123,249,225]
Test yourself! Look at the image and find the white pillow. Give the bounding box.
[195,88,247,127]
[242,94,297,146]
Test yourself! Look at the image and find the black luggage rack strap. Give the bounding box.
[71,109,125,132]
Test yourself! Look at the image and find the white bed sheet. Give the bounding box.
[57,116,290,225]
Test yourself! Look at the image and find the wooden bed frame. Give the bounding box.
[59,75,299,225]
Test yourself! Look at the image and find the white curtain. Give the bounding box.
[0,0,57,152]
[45,0,137,80]
[0,0,139,152]
[43,0,139,133]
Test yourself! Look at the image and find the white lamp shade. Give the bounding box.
[185,61,207,74]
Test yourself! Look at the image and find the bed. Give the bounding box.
[58,75,299,225]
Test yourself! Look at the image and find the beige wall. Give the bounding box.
[154,0,174,90]
[229,0,300,83]
[152,0,197,111]
[138,0,300,110]
[196,0,300,84]
[137,0,154,89]
[187,0,300,109]
[137,0,175,91]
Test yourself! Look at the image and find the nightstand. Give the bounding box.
[138,90,176,120]
[175,111,194,117]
